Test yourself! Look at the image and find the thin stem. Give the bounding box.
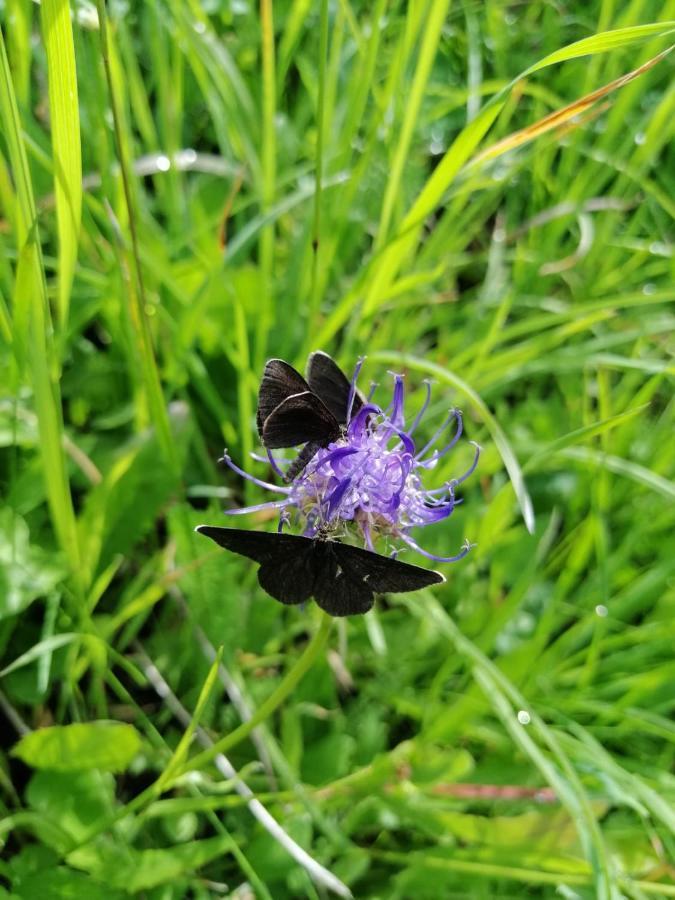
[308,0,329,334]
[75,613,333,848]
[255,0,276,369]
[96,0,174,468]
[136,643,351,898]
[179,613,333,775]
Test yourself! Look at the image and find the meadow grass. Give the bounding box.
[0,1,674,897]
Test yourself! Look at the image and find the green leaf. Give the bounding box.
[0,509,64,619]
[26,770,116,845]
[77,401,192,583]
[560,447,675,500]
[376,0,451,245]
[360,101,504,322]
[68,834,235,892]
[12,722,142,772]
[13,868,125,900]
[0,28,82,596]
[522,22,675,76]
[0,634,104,678]
[40,0,82,329]
[524,405,648,471]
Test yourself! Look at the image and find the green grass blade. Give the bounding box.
[0,26,82,597]
[255,0,277,367]
[361,94,504,321]
[524,405,649,470]
[40,0,82,331]
[522,21,675,76]
[95,0,175,471]
[156,646,223,790]
[560,447,675,500]
[413,596,617,900]
[375,0,451,247]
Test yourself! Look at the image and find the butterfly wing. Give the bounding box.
[306,351,364,425]
[261,391,340,449]
[256,547,318,605]
[333,542,445,594]
[195,528,441,616]
[196,526,298,563]
[196,527,317,606]
[311,542,375,617]
[256,359,310,436]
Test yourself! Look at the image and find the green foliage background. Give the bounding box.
[0,1,674,897]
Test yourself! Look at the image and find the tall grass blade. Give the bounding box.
[0,26,82,596]
[471,47,673,168]
[521,21,675,76]
[376,0,451,247]
[95,0,175,470]
[40,0,82,331]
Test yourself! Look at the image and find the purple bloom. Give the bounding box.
[222,367,479,564]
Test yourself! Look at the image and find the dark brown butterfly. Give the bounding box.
[256,352,364,480]
[196,526,443,617]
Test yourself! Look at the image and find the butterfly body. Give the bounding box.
[196,526,444,617]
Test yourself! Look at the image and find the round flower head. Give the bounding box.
[221,363,479,564]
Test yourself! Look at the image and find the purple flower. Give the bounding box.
[221,368,479,564]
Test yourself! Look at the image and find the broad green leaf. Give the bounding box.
[13,868,125,900]
[26,770,116,844]
[0,509,64,619]
[12,722,142,772]
[77,401,192,583]
[68,834,235,892]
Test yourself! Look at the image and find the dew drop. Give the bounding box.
[595,604,608,618]
[156,154,171,172]
[517,710,531,725]
[649,241,669,257]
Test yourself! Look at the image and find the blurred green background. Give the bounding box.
[1,1,674,897]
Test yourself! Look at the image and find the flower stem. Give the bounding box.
[74,613,333,850]
[175,612,333,778]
